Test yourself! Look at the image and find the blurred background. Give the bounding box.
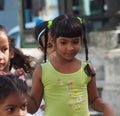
[0,0,120,115]
[0,0,120,48]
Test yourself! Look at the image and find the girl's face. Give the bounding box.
[0,31,13,72]
[0,92,27,116]
[0,31,10,72]
[40,32,55,56]
[55,36,81,61]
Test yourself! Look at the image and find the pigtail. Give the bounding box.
[77,17,96,77]
[43,28,48,63]
[43,20,52,63]
[82,23,88,61]
[82,23,96,77]
[44,20,52,62]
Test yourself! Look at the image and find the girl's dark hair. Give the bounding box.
[34,21,49,62]
[9,38,36,74]
[50,14,83,39]
[0,74,28,103]
[34,21,48,46]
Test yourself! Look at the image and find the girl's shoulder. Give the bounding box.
[33,64,42,75]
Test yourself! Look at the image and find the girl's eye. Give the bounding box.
[73,41,79,44]
[73,39,80,44]
[47,43,53,48]
[2,47,8,53]
[60,41,67,45]
[6,107,15,113]
[20,103,28,111]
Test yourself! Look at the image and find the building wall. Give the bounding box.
[0,0,19,31]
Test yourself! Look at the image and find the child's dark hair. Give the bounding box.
[34,21,49,62]
[0,74,28,103]
[50,14,83,39]
[50,14,95,77]
[9,38,36,74]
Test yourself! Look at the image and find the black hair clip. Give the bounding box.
[84,63,96,77]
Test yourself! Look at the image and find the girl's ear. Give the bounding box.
[9,48,14,59]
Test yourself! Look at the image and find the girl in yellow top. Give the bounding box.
[28,14,116,116]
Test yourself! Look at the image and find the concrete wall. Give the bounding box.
[88,30,120,115]
[102,49,120,115]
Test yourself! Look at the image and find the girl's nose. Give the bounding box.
[67,44,74,50]
[0,52,4,59]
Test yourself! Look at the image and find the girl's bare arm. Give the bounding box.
[27,65,44,114]
[88,76,116,116]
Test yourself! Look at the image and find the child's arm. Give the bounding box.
[88,76,116,116]
[27,65,43,114]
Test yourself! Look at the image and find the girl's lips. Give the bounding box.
[66,52,74,57]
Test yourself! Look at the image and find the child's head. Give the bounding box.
[34,21,55,62]
[50,14,89,61]
[0,25,14,72]
[0,74,28,116]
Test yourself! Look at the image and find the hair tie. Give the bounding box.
[37,28,46,44]
[47,20,52,29]
[77,17,83,24]
[18,75,26,82]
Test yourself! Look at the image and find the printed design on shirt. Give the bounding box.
[67,82,73,89]
[75,106,81,112]
[56,77,83,113]
[76,96,83,102]
[56,77,64,85]
[68,102,73,107]
[66,82,83,113]
[68,92,72,97]
[72,90,79,96]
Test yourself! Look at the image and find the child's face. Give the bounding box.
[0,31,10,72]
[55,36,81,61]
[40,32,55,56]
[0,92,27,116]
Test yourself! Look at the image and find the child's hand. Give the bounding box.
[103,105,116,116]
[14,68,25,76]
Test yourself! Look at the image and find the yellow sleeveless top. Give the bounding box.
[41,61,91,116]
